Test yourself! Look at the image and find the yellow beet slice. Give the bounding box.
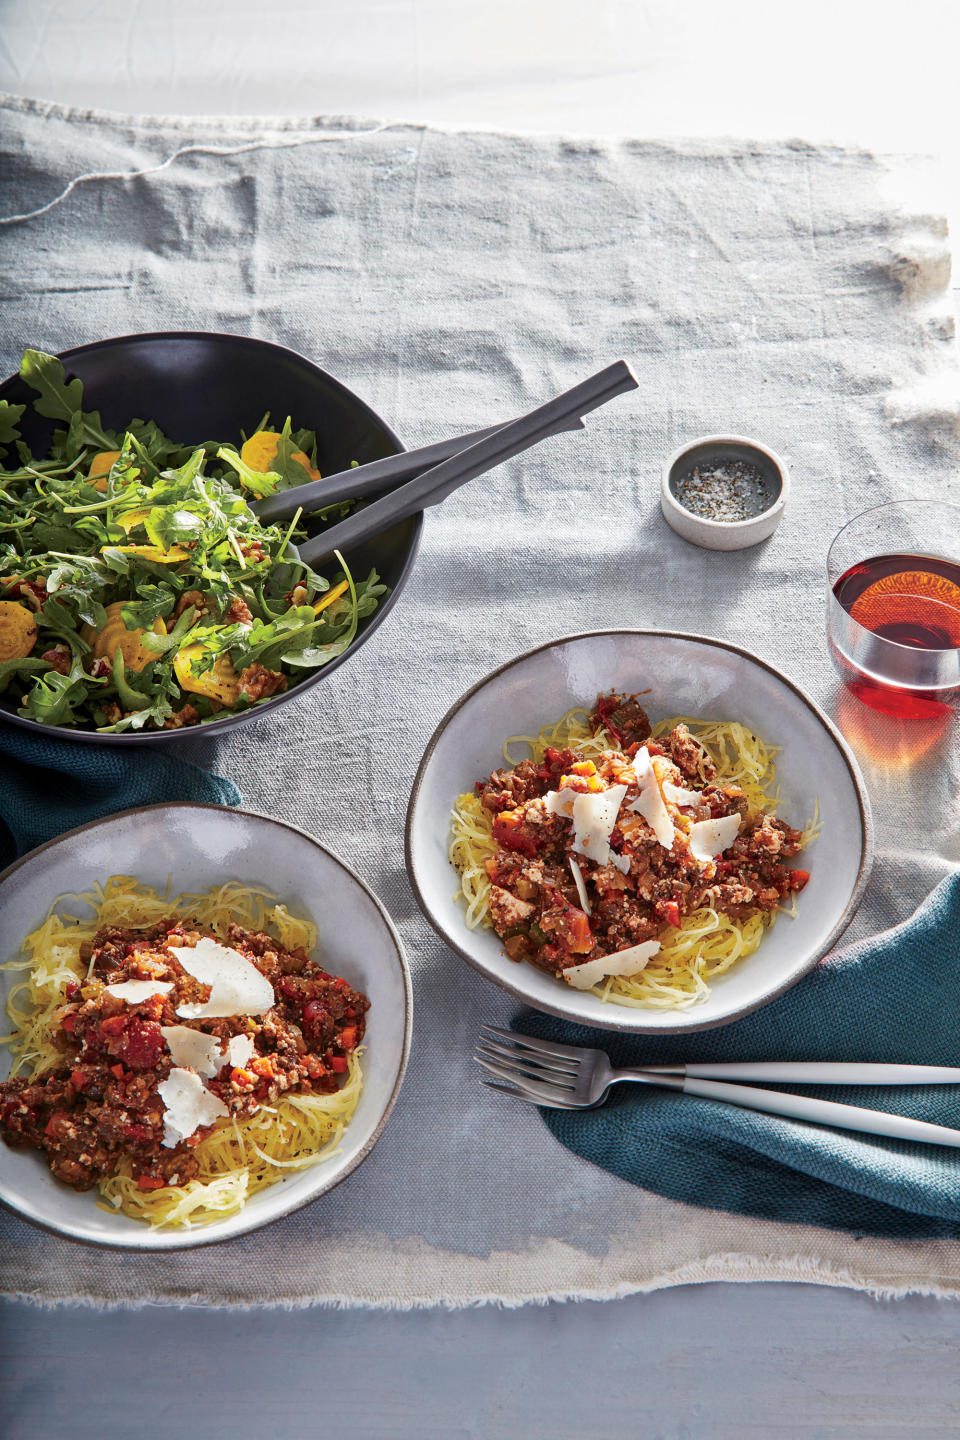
[313,579,349,615]
[0,601,38,661]
[239,431,320,482]
[88,450,122,494]
[174,644,240,704]
[115,508,151,534]
[82,602,165,672]
[105,543,191,564]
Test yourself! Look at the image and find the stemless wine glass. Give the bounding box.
[826,499,960,719]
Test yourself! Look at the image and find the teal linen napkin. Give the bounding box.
[0,727,242,869]
[518,873,960,1238]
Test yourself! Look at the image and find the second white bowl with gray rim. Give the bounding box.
[405,630,872,1034]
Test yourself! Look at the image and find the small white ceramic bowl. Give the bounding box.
[0,805,412,1250]
[406,630,873,1035]
[661,434,789,550]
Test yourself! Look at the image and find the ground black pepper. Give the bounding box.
[674,460,772,522]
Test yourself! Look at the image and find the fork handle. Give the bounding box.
[661,1075,960,1148]
[642,1062,960,1086]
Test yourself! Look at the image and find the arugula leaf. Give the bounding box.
[18,657,93,726]
[0,657,51,695]
[19,349,115,452]
[30,519,86,552]
[144,506,204,552]
[216,445,282,500]
[20,349,84,421]
[138,605,198,655]
[269,417,315,487]
[120,590,177,629]
[352,568,387,619]
[110,648,151,710]
[125,418,184,469]
[0,401,25,449]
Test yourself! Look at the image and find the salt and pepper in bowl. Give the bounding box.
[661,435,789,550]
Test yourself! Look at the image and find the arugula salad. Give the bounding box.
[0,348,387,732]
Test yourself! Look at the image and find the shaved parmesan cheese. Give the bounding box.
[563,940,661,991]
[567,856,592,915]
[160,1026,258,1079]
[570,784,628,866]
[104,979,173,1004]
[663,781,703,808]
[224,1034,256,1070]
[689,813,742,865]
[544,789,576,819]
[160,1026,225,1078]
[157,1067,228,1148]
[628,748,674,850]
[171,937,275,1020]
[608,850,631,874]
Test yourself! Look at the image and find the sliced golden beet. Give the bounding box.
[239,431,320,481]
[174,643,240,704]
[0,601,38,661]
[88,450,122,494]
[313,579,349,614]
[115,508,151,534]
[82,601,165,672]
[104,543,191,563]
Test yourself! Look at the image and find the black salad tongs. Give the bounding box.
[254,360,639,567]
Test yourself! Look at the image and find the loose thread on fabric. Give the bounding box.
[0,119,412,227]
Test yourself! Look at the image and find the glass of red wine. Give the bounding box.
[827,500,960,719]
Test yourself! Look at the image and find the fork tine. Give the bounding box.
[479,1079,581,1110]
[474,1055,576,1102]
[475,1046,577,1089]
[479,1024,587,1061]
[475,1038,578,1078]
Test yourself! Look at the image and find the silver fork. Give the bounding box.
[475,1026,960,1149]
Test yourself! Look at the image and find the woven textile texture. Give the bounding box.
[524,874,960,1237]
[0,95,958,1306]
[0,728,241,865]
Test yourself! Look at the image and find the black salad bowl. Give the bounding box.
[0,331,421,744]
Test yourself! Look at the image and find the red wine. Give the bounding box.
[830,552,960,718]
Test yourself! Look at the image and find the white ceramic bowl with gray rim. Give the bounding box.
[406,630,873,1034]
[0,804,412,1250]
[661,434,789,550]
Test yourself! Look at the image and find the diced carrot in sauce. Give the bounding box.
[655,899,682,929]
[563,907,593,954]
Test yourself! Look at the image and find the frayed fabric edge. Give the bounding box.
[6,1251,960,1311]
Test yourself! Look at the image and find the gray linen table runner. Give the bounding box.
[1,94,959,1307]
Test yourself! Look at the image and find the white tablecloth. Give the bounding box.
[1,95,958,1305]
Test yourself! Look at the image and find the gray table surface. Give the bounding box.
[4,1285,960,1438]
[3,1,960,1429]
